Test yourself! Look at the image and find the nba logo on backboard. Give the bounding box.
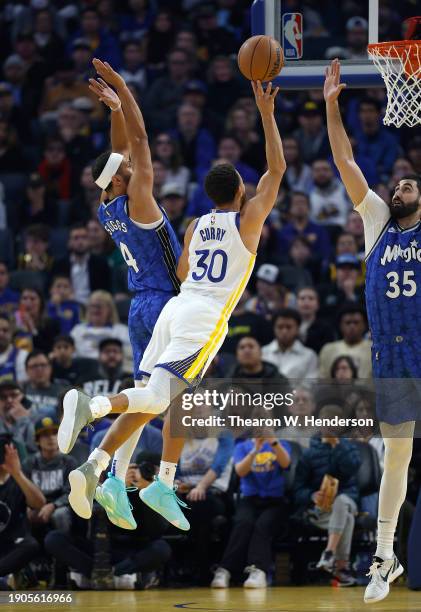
[282,13,303,60]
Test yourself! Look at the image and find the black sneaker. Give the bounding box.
[316,550,335,573]
[333,568,357,587]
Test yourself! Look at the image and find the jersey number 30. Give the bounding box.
[386,270,416,298]
[192,249,228,283]
[120,242,139,273]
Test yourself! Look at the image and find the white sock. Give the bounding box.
[158,461,177,488]
[89,396,112,419]
[88,448,111,477]
[111,426,145,481]
[376,518,397,560]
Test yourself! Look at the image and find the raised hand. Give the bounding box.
[2,444,22,477]
[251,80,279,116]
[324,58,347,103]
[92,58,126,91]
[89,77,121,111]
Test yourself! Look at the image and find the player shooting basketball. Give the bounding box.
[59,73,286,533]
[324,58,421,604]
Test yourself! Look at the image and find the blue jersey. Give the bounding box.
[97,195,181,294]
[366,218,421,338]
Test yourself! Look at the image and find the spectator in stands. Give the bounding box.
[68,8,121,68]
[77,338,131,396]
[318,254,365,319]
[38,136,72,201]
[47,276,81,335]
[56,102,95,176]
[2,55,26,107]
[408,137,421,175]
[354,98,399,179]
[32,8,65,62]
[51,335,96,386]
[40,59,103,120]
[262,309,319,379]
[216,135,259,186]
[44,457,171,590]
[119,40,147,93]
[286,237,318,287]
[25,415,75,535]
[13,31,49,118]
[147,10,176,70]
[18,173,57,230]
[296,287,335,355]
[152,159,168,201]
[225,105,264,173]
[0,82,30,144]
[120,0,155,42]
[52,223,112,304]
[177,432,234,584]
[23,351,64,418]
[171,103,216,181]
[294,406,361,585]
[345,210,365,259]
[193,4,237,60]
[246,264,293,320]
[281,385,317,447]
[221,290,273,355]
[330,355,358,382]
[319,306,372,379]
[70,290,131,367]
[159,183,187,237]
[277,191,331,267]
[0,442,45,589]
[228,336,286,380]
[335,232,359,258]
[293,101,329,164]
[0,263,19,317]
[309,159,351,227]
[151,133,190,194]
[0,120,27,173]
[68,166,100,225]
[0,314,28,384]
[346,16,368,60]
[211,436,291,589]
[0,382,37,454]
[283,137,313,194]
[207,55,243,116]
[183,80,223,140]
[14,288,61,354]
[70,38,95,82]
[17,224,53,275]
[145,48,195,131]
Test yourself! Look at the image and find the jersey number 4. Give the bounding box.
[386,270,416,298]
[120,242,139,273]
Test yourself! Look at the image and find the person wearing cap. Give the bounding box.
[18,173,57,230]
[246,263,294,320]
[159,182,187,237]
[25,415,76,535]
[318,253,365,320]
[319,305,372,379]
[0,441,45,588]
[262,308,319,380]
[345,16,369,60]
[293,101,329,164]
[309,159,352,227]
[0,314,28,385]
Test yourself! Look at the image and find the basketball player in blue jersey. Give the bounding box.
[58,59,188,531]
[324,59,421,603]
[59,72,286,530]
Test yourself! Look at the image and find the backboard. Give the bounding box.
[251,0,383,88]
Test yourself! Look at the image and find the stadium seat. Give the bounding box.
[0,228,15,268]
[49,228,69,260]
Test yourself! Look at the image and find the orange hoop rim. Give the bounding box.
[368,40,421,57]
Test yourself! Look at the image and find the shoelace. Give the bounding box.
[366,560,382,578]
[155,477,190,509]
[105,473,138,512]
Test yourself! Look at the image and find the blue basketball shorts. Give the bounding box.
[371,333,421,424]
[128,290,174,380]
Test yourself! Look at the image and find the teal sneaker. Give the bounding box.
[68,461,99,519]
[95,473,137,530]
[58,389,94,454]
[139,477,190,531]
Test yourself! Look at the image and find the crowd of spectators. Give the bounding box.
[0,0,420,593]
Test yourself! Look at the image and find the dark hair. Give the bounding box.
[0,313,10,325]
[69,222,88,234]
[20,287,45,317]
[236,335,261,348]
[204,162,240,205]
[338,304,367,324]
[25,224,50,243]
[359,97,382,113]
[99,337,123,352]
[53,334,75,348]
[273,308,302,326]
[330,355,358,379]
[398,174,421,194]
[290,190,310,206]
[219,133,243,151]
[25,350,50,368]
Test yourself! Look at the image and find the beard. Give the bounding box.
[389,196,420,220]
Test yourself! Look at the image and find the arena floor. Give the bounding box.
[6,586,421,611]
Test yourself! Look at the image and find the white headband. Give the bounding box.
[95,152,124,189]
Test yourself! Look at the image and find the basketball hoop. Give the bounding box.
[368,18,421,128]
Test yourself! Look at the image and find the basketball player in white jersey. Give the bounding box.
[60,79,286,525]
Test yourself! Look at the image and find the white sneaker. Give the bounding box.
[69,571,91,589]
[211,567,230,588]
[113,573,137,590]
[364,555,404,604]
[243,565,267,588]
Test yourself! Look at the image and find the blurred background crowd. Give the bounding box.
[0,0,421,594]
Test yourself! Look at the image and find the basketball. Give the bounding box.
[237,35,284,82]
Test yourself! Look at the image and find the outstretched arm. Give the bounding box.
[92,59,161,224]
[324,59,368,207]
[176,219,196,282]
[241,81,286,253]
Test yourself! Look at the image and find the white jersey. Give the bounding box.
[181,210,256,312]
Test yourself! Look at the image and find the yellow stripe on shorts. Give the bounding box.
[184,253,256,380]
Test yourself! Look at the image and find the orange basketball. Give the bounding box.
[237,35,284,82]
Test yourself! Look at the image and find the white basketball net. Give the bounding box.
[368,41,421,128]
